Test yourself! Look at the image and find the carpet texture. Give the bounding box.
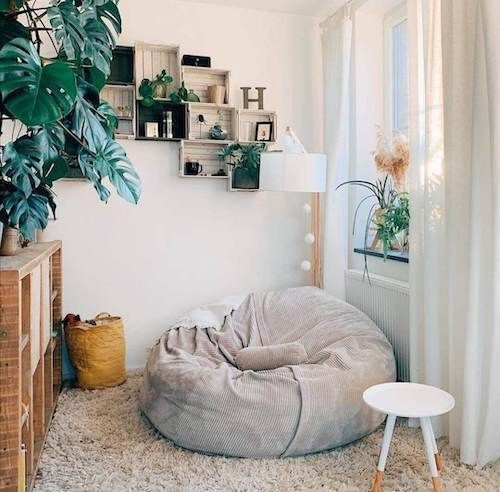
[34,373,500,491]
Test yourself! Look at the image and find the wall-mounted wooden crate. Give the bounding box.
[182,66,230,104]
[187,102,236,142]
[135,43,181,94]
[236,109,277,143]
[179,140,229,179]
[136,101,187,141]
[101,85,135,139]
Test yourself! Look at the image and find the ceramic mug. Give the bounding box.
[185,162,203,175]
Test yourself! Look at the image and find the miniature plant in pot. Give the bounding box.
[139,69,174,106]
[337,132,410,276]
[218,143,265,189]
[0,0,141,255]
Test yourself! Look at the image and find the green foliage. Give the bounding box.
[0,0,141,241]
[337,176,410,276]
[0,38,78,126]
[218,142,265,178]
[139,69,176,107]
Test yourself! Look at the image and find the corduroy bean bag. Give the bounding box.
[140,287,396,458]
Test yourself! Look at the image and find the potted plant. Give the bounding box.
[0,0,141,255]
[218,143,265,190]
[337,132,410,276]
[139,69,174,106]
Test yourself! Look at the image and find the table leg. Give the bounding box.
[420,417,442,492]
[372,414,397,492]
[429,423,444,471]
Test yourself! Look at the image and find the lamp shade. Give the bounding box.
[259,152,327,193]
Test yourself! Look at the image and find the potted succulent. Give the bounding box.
[218,143,265,190]
[0,0,141,254]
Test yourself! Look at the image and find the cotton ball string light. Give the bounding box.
[301,260,312,272]
[304,233,315,245]
[303,203,312,214]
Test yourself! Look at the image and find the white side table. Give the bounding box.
[363,382,455,492]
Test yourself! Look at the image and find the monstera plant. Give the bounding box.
[0,0,141,243]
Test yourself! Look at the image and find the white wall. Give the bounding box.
[41,0,323,368]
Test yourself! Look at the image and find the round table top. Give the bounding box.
[363,382,455,418]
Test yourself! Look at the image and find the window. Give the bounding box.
[385,5,409,135]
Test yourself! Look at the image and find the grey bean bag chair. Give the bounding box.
[140,287,396,458]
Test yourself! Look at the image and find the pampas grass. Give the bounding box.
[373,131,409,190]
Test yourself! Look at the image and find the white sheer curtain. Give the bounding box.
[408,0,500,467]
[321,6,353,300]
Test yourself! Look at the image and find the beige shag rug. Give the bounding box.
[35,373,500,491]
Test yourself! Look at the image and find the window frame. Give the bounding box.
[384,2,409,136]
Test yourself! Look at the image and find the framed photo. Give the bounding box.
[255,122,273,142]
[145,122,159,138]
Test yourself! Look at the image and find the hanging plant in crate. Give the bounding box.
[218,143,265,190]
[0,0,141,249]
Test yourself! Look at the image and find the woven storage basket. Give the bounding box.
[65,313,126,389]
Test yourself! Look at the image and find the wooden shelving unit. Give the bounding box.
[0,241,63,492]
[63,42,277,190]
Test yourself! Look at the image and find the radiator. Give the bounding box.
[345,269,410,382]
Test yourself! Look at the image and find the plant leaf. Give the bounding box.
[0,0,23,13]
[82,19,112,78]
[79,138,141,204]
[2,189,49,240]
[0,16,28,49]
[97,100,119,133]
[1,135,46,196]
[0,38,77,126]
[48,0,87,61]
[80,0,122,48]
[70,80,109,153]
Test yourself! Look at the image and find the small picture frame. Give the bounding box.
[145,122,159,138]
[255,122,273,142]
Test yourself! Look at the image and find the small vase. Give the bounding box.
[154,85,167,99]
[0,226,20,256]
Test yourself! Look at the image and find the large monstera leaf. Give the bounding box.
[80,0,121,47]
[47,0,87,60]
[0,38,77,126]
[79,139,141,204]
[82,19,112,78]
[2,189,49,240]
[2,134,47,196]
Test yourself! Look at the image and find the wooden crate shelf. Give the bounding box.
[179,140,229,179]
[0,241,63,492]
[182,66,231,104]
[135,43,181,94]
[187,102,236,141]
[236,109,277,143]
[101,85,136,139]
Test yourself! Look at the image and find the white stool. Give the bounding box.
[363,382,455,492]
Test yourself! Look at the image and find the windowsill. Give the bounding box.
[354,248,409,264]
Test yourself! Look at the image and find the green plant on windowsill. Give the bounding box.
[0,0,141,245]
[218,142,265,189]
[336,131,410,278]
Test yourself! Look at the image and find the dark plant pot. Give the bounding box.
[232,167,259,190]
